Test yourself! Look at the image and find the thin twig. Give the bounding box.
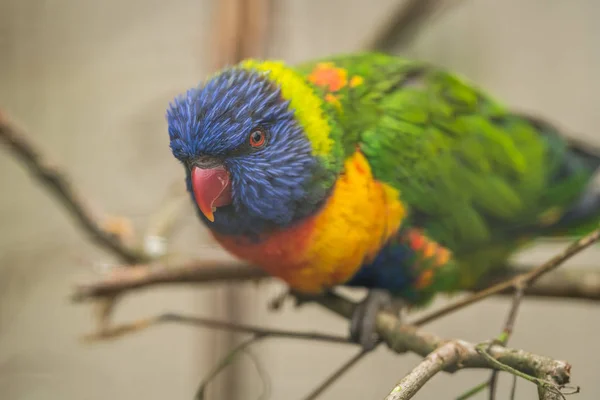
[497,283,526,346]
[363,0,461,51]
[386,341,460,400]
[472,265,600,300]
[456,381,488,400]
[488,283,526,400]
[412,227,600,327]
[195,335,265,400]
[488,371,499,400]
[82,312,352,344]
[244,348,272,400]
[0,111,149,263]
[475,343,573,400]
[300,349,371,400]
[510,375,518,400]
[72,261,267,302]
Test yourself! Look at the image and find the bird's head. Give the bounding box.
[166,60,343,236]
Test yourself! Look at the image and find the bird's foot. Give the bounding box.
[349,289,404,351]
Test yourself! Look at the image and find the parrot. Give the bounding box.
[166,53,600,350]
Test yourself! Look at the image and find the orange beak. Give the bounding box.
[190,165,232,222]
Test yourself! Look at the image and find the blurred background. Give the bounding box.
[1,0,600,399]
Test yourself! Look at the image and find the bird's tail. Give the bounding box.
[545,136,600,237]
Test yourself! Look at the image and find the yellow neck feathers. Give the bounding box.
[239,59,334,158]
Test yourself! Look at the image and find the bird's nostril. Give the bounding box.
[193,156,224,169]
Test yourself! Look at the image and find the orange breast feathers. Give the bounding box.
[211,151,407,294]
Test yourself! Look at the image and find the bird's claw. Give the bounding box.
[350,289,403,351]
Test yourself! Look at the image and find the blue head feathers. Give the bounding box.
[167,67,330,236]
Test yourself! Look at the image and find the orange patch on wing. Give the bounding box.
[408,230,426,251]
[324,93,342,111]
[414,270,434,289]
[435,248,451,266]
[423,242,437,259]
[405,228,451,267]
[308,62,348,92]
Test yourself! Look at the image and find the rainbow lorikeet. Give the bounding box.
[166,53,600,349]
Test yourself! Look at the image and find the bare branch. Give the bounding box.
[301,349,371,400]
[487,283,526,399]
[71,261,267,302]
[311,292,568,375]
[82,312,351,345]
[363,0,461,52]
[473,265,600,301]
[385,341,460,400]
[309,292,571,399]
[456,381,488,400]
[71,258,600,304]
[461,283,527,400]
[0,111,149,263]
[195,335,265,400]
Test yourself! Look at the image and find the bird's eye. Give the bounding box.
[248,128,267,148]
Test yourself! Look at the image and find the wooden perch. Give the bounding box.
[311,291,574,400]
[71,259,600,304]
[71,260,267,302]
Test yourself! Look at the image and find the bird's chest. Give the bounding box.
[211,151,407,293]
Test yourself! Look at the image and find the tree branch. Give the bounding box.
[315,292,572,400]
[82,312,351,345]
[472,265,600,300]
[71,258,600,304]
[363,0,461,52]
[195,335,266,400]
[488,283,526,399]
[0,111,150,263]
[385,341,460,400]
[71,260,267,302]
[300,349,371,400]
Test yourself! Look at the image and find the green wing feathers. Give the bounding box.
[298,53,600,290]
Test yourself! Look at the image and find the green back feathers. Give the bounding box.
[240,53,599,258]
[293,52,599,255]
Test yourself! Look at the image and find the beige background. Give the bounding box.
[1,0,599,399]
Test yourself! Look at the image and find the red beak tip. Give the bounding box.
[190,165,232,222]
